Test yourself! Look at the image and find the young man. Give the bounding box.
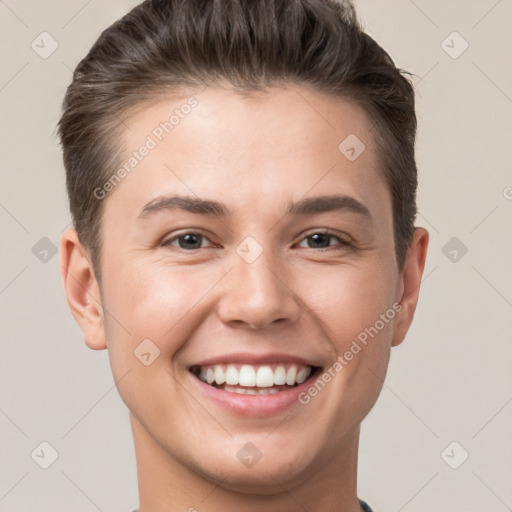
[58,0,428,510]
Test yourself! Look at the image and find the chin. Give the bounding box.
[189,446,316,493]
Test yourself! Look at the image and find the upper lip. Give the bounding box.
[189,352,322,368]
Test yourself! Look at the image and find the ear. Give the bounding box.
[392,227,429,347]
[59,228,106,350]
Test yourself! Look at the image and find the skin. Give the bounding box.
[60,83,429,512]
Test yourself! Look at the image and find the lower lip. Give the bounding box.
[188,369,321,417]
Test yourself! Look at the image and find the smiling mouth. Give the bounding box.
[189,363,321,395]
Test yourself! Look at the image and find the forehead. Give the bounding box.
[103,85,389,223]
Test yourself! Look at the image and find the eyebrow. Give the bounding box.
[138,194,371,220]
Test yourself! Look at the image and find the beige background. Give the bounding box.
[1,0,511,510]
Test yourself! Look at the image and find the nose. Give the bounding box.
[216,248,301,330]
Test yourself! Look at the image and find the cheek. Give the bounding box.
[99,260,207,417]
[104,251,396,351]
[301,262,395,397]
[285,264,396,434]
[300,261,395,342]
[101,257,219,359]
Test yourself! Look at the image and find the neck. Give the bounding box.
[131,412,362,512]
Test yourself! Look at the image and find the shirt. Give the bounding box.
[131,499,374,511]
[360,499,375,511]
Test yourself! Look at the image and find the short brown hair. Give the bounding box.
[58,0,418,284]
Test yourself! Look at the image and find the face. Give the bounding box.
[61,84,428,494]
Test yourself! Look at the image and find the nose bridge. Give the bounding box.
[217,239,299,329]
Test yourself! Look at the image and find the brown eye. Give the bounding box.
[298,231,351,250]
[306,233,332,248]
[163,232,211,250]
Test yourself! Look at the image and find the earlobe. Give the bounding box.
[391,227,429,347]
[59,228,107,350]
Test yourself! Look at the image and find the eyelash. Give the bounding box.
[161,230,352,251]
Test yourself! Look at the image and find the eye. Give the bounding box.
[162,232,215,250]
[297,231,351,250]
[162,230,351,251]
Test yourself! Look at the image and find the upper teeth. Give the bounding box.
[197,364,312,387]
